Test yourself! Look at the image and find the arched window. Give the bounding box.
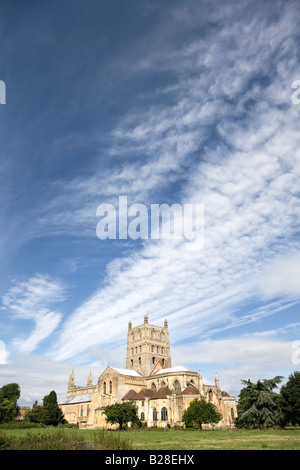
[161,381,166,388]
[162,358,165,366]
[151,330,155,339]
[131,359,133,366]
[151,345,154,352]
[139,357,141,365]
[157,346,159,353]
[153,408,157,421]
[161,407,168,421]
[132,348,134,355]
[109,381,112,393]
[140,412,145,421]
[151,383,157,392]
[161,347,164,354]
[178,406,182,421]
[208,390,213,401]
[173,380,181,394]
[152,357,155,364]
[103,382,106,394]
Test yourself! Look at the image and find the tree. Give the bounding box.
[235,376,283,429]
[182,398,222,430]
[25,400,45,423]
[0,398,16,424]
[279,371,300,427]
[0,383,21,423]
[26,391,64,426]
[42,391,64,426]
[0,383,20,405]
[104,402,139,430]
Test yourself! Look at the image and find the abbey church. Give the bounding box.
[59,316,237,428]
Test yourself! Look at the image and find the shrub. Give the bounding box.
[0,431,13,450]
[0,419,45,429]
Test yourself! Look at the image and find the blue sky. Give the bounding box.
[0,0,300,405]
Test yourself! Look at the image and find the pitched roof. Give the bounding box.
[59,393,93,405]
[154,366,189,375]
[121,389,139,401]
[135,388,155,399]
[179,385,199,395]
[112,367,142,377]
[150,387,172,399]
[149,360,163,375]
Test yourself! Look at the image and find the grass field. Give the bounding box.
[1,427,300,450]
[114,427,300,450]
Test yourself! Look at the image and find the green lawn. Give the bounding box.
[113,428,300,450]
[2,427,300,450]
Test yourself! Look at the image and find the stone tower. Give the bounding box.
[126,315,171,376]
[87,370,93,387]
[68,368,75,393]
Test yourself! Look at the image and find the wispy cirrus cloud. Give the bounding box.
[44,0,300,363]
[34,0,300,236]
[1,275,67,355]
[49,123,300,361]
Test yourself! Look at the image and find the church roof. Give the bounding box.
[150,387,172,399]
[121,389,139,401]
[135,388,155,399]
[111,367,143,377]
[179,385,200,395]
[59,393,93,405]
[154,366,189,375]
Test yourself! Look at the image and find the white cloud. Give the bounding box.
[0,354,98,406]
[173,334,295,369]
[1,275,66,354]
[11,312,62,355]
[171,328,300,397]
[256,253,300,300]
[0,341,8,365]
